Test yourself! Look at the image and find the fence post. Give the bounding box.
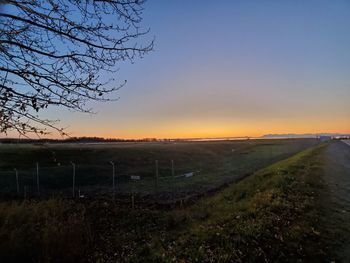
[36,162,40,196]
[14,168,19,196]
[70,162,76,198]
[110,161,116,200]
[155,160,159,194]
[171,160,175,203]
[131,194,135,209]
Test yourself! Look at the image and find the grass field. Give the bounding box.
[1,141,342,262]
[0,139,318,201]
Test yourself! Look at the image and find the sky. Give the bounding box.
[9,0,350,138]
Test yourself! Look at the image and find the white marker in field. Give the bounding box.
[78,189,85,198]
[130,175,141,180]
[184,172,194,178]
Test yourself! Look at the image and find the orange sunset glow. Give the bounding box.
[2,0,350,139]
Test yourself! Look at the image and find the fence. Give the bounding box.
[0,141,316,203]
[0,160,204,203]
[0,139,323,208]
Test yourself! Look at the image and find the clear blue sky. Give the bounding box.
[41,0,350,138]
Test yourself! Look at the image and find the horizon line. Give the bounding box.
[1,132,350,142]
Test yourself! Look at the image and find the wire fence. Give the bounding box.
[0,160,205,203]
[0,140,321,206]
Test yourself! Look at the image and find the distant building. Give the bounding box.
[319,135,331,141]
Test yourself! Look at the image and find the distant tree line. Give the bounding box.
[0,137,183,144]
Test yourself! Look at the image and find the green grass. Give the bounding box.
[119,143,330,262]
[0,139,318,199]
[0,142,336,262]
[86,142,332,262]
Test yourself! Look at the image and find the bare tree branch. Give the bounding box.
[0,0,153,137]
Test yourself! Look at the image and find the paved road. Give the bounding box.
[325,141,350,209]
[341,140,350,147]
[322,141,350,261]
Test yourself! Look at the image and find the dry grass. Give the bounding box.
[0,199,91,263]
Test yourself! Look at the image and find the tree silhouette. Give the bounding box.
[0,0,153,136]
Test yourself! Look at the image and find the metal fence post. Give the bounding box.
[171,160,175,202]
[36,162,40,196]
[131,194,135,209]
[155,160,159,194]
[110,161,116,200]
[70,162,76,198]
[14,168,19,195]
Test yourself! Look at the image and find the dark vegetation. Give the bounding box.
[0,139,318,201]
[0,200,90,263]
[0,141,346,262]
[0,137,162,144]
